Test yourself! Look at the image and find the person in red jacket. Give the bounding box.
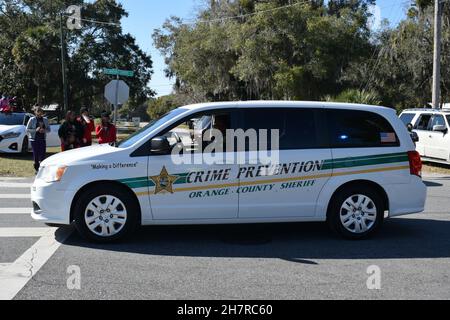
[96,111,117,145]
[78,107,95,147]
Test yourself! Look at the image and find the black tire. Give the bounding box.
[327,185,385,240]
[73,185,140,243]
[21,136,29,155]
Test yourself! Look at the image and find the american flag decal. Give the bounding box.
[380,132,396,143]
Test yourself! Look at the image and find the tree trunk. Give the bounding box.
[36,84,41,106]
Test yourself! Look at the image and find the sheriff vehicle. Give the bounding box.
[31,101,427,242]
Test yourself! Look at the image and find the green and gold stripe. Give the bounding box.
[117,152,410,195]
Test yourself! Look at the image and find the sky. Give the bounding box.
[119,0,409,97]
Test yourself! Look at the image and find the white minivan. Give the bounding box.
[31,101,427,242]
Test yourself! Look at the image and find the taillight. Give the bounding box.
[408,151,422,177]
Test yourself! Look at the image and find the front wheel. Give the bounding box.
[74,186,139,242]
[327,186,384,240]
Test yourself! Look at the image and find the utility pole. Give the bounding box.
[432,0,443,109]
[59,13,69,113]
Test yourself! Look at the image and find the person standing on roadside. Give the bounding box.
[77,107,95,147]
[96,111,117,145]
[26,106,50,173]
[58,111,83,151]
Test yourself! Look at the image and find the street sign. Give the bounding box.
[103,68,134,77]
[104,80,130,105]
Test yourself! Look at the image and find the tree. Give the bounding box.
[343,0,450,110]
[147,94,183,120]
[324,89,381,105]
[153,0,376,102]
[12,25,60,105]
[0,0,154,112]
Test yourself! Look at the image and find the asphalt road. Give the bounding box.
[0,173,450,300]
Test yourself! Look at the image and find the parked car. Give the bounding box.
[0,111,60,154]
[400,108,450,164]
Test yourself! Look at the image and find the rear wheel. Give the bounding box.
[74,186,139,242]
[327,185,384,240]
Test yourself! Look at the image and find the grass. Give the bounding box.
[0,147,61,177]
[423,162,450,175]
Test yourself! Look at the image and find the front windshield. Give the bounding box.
[118,108,188,148]
[0,113,24,126]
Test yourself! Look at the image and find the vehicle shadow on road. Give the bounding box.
[423,181,443,187]
[63,217,450,263]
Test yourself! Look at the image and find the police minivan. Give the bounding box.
[31,101,427,242]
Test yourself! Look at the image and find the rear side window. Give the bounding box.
[429,115,446,129]
[241,108,324,150]
[327,109,399,148]
[400,113,415,126]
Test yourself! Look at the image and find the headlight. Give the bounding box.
[37,166,67,183]
[1,131,21,139]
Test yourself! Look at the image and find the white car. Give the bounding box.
[400,108,450,164]
[0,112,61,154]
[31,101,427,242]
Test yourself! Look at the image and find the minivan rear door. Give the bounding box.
[237,107,332,218]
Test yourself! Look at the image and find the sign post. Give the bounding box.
[103,68,133,126]
[104,80,130,126]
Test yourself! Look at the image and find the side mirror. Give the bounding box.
[150,136,170,154]
[433,125,448,133]
[410,131,419,143]
[407,123,414,133]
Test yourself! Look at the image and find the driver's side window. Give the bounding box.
[162,111,232,154]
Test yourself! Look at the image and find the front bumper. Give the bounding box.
[0,137,21,153]
[31,179,73,225]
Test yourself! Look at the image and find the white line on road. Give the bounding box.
[0,227,73,300]
[0,228,53,237]
[0,182,32,188]
[0,208,32,215]
[0,194,30,199]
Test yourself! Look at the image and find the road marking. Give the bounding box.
[0,182,32,188]
[0,227,73,300]
[0,208,32,215]
[0,194,30,199]
[0,228,53,237]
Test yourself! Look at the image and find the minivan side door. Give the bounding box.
[147,109,240,220]
[413,113,433,156]
[237,107,332,218]
[425,114,450,160]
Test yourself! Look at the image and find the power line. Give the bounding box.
[181,0,312,25]
[64,15,120,27]
[59,1,310,29]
